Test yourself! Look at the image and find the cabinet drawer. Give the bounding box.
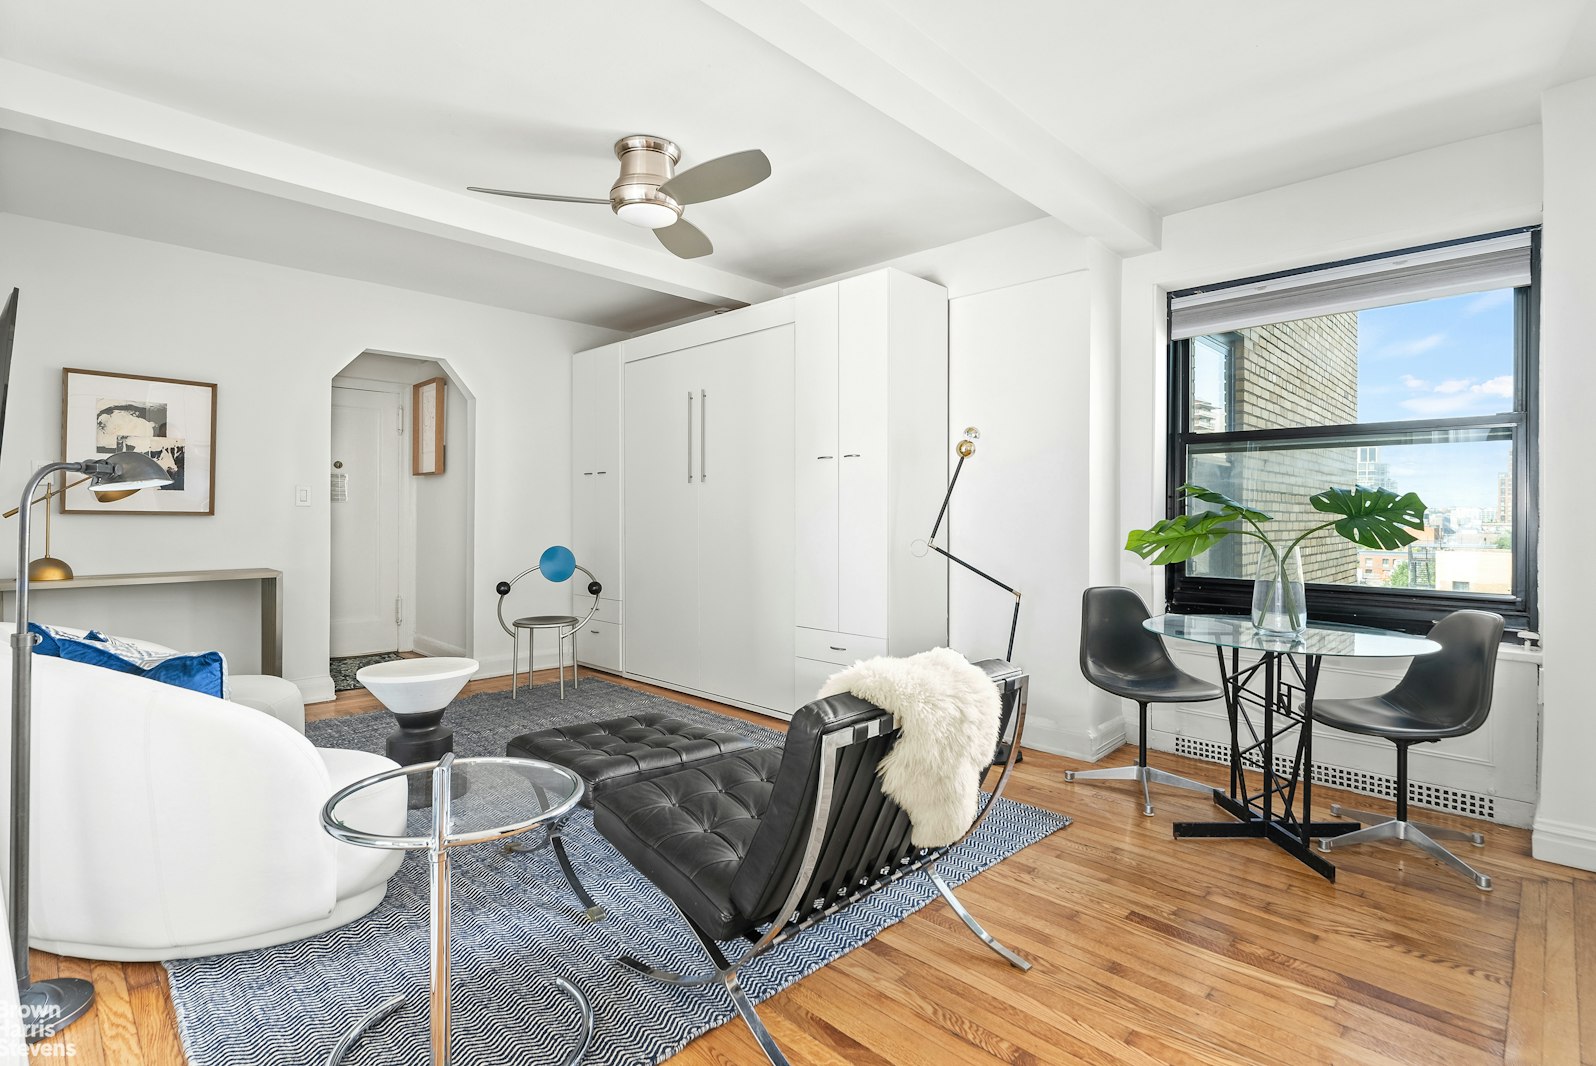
[573,619,621,674]
[572,596,622,624]
[794,656,840,712]
[794,628,887,666]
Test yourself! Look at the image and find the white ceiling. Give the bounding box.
[0,0,1041,290]
[0,132,713,332]
[883,0,1591,213]
[1,0,1592,330]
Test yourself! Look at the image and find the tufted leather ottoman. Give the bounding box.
[505,710,759,808]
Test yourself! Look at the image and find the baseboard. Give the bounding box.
[1531,817,1596,872]
[297,674,336,706]
[1021,712,1127,762]
[412,634,468,658]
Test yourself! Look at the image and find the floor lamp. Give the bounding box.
[924,428,1024,763]
[9,453,170,1041]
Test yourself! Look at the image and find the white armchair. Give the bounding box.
[0,625,406,962]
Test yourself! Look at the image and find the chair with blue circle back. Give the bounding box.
[496,546,603,700]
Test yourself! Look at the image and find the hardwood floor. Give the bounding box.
[31,669,1594,1064]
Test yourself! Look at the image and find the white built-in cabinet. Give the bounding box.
[792,272,949,711]
[570,342,623,673]
[570,268,948,719]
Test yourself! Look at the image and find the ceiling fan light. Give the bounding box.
[616,201,679,230]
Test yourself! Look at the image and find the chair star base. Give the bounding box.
[1065,762,1216,816]
[1317,804,1492,891]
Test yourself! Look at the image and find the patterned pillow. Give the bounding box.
[43,628,230,700]
[27,622,107,656]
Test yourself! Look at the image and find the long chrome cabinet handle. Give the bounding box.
[700,389,708,482]
[687,391,694,483]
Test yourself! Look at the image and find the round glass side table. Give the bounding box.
[321,754,589,1066]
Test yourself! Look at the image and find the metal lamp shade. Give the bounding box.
[88,450,172,493]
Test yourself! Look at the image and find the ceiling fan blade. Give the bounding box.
[655,217,713,259]
[658,149,771,205]
[467,187,611,205]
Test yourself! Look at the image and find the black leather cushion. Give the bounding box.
[594,748,784,940]
[506,712,757,807]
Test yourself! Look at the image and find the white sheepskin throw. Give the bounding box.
[818,647,1001,847]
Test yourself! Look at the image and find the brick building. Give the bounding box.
[1189,312,1362,584]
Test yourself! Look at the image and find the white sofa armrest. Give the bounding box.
[17,655,344,955]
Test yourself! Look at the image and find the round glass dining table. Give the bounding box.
[1142,614,1439,880]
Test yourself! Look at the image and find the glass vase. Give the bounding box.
[1251,543,1307,638]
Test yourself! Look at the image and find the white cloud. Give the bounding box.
[1474,375,1512,398]
[1400,373,1514,415]
[1400,374,1427,389]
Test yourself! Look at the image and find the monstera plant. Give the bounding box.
[1126,483,1428,636]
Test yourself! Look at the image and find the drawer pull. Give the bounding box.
[829,645,846,651]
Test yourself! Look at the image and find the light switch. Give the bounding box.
[295,486,311,507]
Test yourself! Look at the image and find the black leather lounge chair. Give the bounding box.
[593,660,1038,1066]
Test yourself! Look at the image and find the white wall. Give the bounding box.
[947,271,1123,757]
[1115,125,1549,825]
[1533,74,1596,869]
[0,214,620,701]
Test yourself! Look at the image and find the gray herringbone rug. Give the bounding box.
[164,679,1068,1065]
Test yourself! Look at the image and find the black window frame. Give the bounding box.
[1163,228,1539,636]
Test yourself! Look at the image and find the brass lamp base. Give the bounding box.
[28,556,74,582]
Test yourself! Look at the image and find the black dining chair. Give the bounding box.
[1069,587,1223,815]
[1312,609,1504,891]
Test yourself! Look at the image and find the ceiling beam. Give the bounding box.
[699,0,1160,255]
[0,61,781,309]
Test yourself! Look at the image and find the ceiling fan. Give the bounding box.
[469,135,771,259]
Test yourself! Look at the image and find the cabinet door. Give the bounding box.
[794,286,840,632]
[696,325,796,713]
[622,351,700,691]
[591,345,621,475]
[837,274,891,638]
[571,350,598,473]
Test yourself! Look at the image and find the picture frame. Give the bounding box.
[412,375,446,476]
[60,368,217,515]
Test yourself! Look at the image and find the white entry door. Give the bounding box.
[331,387,402,656]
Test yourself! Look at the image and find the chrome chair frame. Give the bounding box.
[496,562,601,699]
[612,672,1041,1066]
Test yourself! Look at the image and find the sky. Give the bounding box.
[1353,289,1515,512]
[1356,288,1515,422]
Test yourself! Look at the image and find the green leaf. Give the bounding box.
[1125,511,1240,566]
[1308,485,1428,550]
[1179,483,1272,525]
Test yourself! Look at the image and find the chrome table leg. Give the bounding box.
[323,995,405,1066]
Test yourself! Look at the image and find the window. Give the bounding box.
[1165,229,1538,633]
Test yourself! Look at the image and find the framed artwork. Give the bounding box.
[60,368,217,515]
[412,375,446,476]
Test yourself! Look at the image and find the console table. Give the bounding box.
[0,568,283,676]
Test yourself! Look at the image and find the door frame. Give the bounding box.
[331,376,417,653]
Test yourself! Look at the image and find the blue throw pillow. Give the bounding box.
[50,633,228,699]
[142,652,227,700]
